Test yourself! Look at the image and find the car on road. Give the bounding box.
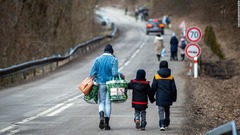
[95,12,113,30]
[146,19,165,35]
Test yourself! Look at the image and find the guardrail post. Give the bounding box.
[11,75,14,83]
[50,64,53,71]
[33,68,36,76]
[41,66,45,74]
[22,72,26,80]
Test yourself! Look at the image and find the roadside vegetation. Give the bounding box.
[204,25,225,59]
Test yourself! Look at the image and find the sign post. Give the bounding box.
[186,26,202,78]
[194,57,198,78]
[185,43,201,77]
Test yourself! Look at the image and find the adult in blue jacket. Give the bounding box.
[90,44,122,130]
[151,61,177,131]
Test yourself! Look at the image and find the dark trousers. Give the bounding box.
[181,54,185,61]
[170,51,178,60]
[158,106,170,127]
[156,54,161,61]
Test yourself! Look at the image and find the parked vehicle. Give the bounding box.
[146,19,165,35]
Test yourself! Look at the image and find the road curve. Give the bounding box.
[0,7,186,135]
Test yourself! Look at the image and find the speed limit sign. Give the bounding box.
[186,26,202,43]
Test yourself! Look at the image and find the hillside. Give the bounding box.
[0,0,100,68]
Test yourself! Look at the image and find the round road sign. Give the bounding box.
[185,43,201,59]
[186,26,202,43]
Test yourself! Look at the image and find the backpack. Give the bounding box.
[181,41,187,49]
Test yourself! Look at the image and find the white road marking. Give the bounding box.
[7,129,20,135]
[0,125,17,134]
[46,103,74,116]
[0,94,83,134]
[119,38,148,72]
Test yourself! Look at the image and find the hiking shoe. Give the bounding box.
[105,125,111,130]
[99,119,105,129]
[134,120,140,129]
[160,127,165,131]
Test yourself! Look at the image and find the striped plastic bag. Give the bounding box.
[106,75,128,103]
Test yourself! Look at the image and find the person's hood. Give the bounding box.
[157,68,171,78]
[135,69,146,81]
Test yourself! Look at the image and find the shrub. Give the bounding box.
[204,25,225,59]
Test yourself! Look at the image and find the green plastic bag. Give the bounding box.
[106,75,128,103]
[83,85,98,104]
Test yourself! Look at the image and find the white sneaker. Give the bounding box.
[160,127,165,131]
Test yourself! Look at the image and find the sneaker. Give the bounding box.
[135,120,140,129]
[160,127,165,131]
[141,126,145,130]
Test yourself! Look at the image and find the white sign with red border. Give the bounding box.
[186,26,202,43]
[179,20,186,29]
[185,43,201,59]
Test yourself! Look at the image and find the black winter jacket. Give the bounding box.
[170,36,179,52]
[128,80,155,110]
[151,68,177,106]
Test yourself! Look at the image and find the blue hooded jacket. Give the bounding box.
[90,53,118,84]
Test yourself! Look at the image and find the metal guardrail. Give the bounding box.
[205,121,239,135]
[0,23,117,79]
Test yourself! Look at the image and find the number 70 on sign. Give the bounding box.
[186,26,202,43]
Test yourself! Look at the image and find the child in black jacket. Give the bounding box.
[128,69,155,130]
[151,61,177,131]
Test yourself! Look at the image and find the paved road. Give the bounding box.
[0,7,186,135]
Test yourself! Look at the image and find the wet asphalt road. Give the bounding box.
[0,7,186,135]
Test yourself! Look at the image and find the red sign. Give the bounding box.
[186,26,202,43]
[185,43,201,59]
